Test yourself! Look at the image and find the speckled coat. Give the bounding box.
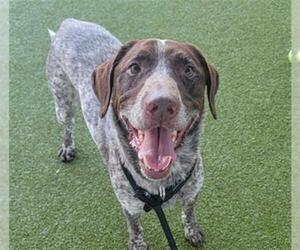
[46,18,216,250]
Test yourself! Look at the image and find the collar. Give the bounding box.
[121,160,197,212]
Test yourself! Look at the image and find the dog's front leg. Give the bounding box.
[181,198,205,247]
[123,209,147,250]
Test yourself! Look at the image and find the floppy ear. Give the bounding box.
[206,63,219,119]
[92,60,114,118]
[186,44,220,119]
[91,40,138,118]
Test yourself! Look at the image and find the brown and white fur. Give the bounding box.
[46,18,219,249]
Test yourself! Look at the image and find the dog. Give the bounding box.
[46,18,219,249]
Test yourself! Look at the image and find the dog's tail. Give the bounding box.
[48,28,56,42]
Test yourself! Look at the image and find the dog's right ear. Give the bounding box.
[92,40,138,118]
[92,59,115,118]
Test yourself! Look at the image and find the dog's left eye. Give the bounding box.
[128,63,141,76]
[184,65,196,79]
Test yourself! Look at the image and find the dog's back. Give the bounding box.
[47,18,121,87]
[46,19,121,160]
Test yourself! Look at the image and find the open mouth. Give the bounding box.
[123,117,195,180]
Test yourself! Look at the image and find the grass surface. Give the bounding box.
[10,0,291,249]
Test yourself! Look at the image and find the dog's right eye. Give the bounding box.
[128,63,141,76]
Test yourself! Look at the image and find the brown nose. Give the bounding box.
[145,96,179,121]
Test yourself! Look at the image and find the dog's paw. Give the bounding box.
[128,237,147,250]
[58,144,75,162]
[184,222,205,247]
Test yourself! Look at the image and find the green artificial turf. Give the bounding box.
[9,0,291,249]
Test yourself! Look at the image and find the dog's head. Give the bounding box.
[92,39,219,180]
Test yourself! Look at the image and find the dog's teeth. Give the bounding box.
[138,134,144,142]
[162,156,172,170]
[138,130,144,142]
[143,157,151,170]
[171,131,177,142]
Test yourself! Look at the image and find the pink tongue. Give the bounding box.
[138,127,176,170]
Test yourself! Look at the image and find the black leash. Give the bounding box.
[153,205,177,249]
[121,160,197,250]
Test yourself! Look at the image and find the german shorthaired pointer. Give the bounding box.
[47,18,219,249]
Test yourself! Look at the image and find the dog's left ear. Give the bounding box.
[92,40,138,118]
[205,62,219,119]
[186,44,220,119]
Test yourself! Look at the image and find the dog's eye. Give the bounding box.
[184,65,196,79]
[128,63,141,76]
